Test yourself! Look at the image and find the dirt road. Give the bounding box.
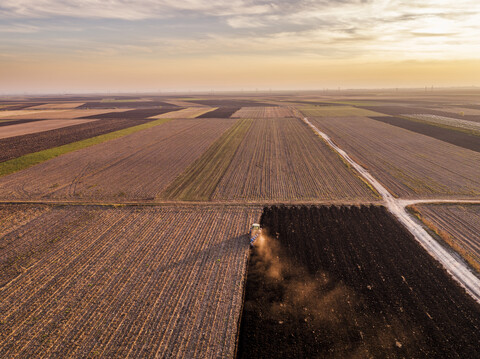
[303,117,480,303]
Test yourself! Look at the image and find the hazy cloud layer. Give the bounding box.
[1,0,479,61]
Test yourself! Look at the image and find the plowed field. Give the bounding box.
[0,205,261,358]
[0,118,236,201]
[0,109,129,120]
[0,118,153,162]
[309,116,480,198]
[196,107,240,118]
[238,205,480,358]
[0,119,98,139]
[212,118,377,201]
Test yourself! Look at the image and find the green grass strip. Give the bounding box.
[0,118,171,177]
[160,119,253,201]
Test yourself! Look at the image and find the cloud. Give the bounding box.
[0,0,479,62]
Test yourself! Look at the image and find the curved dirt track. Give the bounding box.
[303,117,480,303]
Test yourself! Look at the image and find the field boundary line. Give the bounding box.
[159,119,253,201]
[302,116,480,303]
[0,118,172,177]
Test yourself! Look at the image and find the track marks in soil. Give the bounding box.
[0,205,262,358]
[238,205,480,358]
[309,116,480,198]
[212,118,377,201]
[160,119,252,201]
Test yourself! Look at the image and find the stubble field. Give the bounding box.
[0,204,261,358]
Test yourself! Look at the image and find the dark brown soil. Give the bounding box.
[0,119,45,128]
[237,205,480,358]
[0,119,152,162]
[197,107,241,118]
[0,103,46,110]
[79,108,179,119]
[369,116,480,153]
[77,101,179,109]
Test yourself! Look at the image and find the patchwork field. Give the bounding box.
[0,119,98,139]
[309,116,480,198]
[238,205,480,358]
[27,103,86,110]
[410,204,480,272]
[148,107,216,119]
[231,106,295,118]
[212,118,378,201]
[196,107,240,118]
[1,91,480,358]
[0,204,261,358]
[0,109,129,120]
[369,116,480,153]
[160,119,253,201]
[0,118,236,200]
[0,118,154,162]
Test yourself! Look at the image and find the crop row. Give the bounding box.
[231,106,296,118]
[309,116,480,198]
[410,204,480,272]
[212,118,377,201]
[0,118,153,163]
[0,118,236,201]
[160,119,253,201]
[0,205,262,358]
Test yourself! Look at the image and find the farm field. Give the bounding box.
[238,205,480,358]
[0,204,262,358]
[77,100,178,109]
[369,116,480,153]
[0,118,236,200]
[160,119,253,201]
[0,119,98,139]
[403,114,480,134]
[27,102,86,110]
[148,107,216,119]
[0,108,129,120]
[410,204,480,272]
[231,106,295,118]
[196,107,240,118]
[1,90,480,357]
[79,108,178,119]
[0,118,155,162]
[299,105,386,117]
[184,99,277,107]
[309,116,480,198]
[212,118,378,201]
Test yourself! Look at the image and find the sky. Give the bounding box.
[1,0,480,93]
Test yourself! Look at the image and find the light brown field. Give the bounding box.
[299,105,386,117]
[148,107,216,119]
[27,102,86,110]
[231,106,296,118]
[0,110,57,119]
[0,109,130,120]
[0,119,98,139]
[0,204,261,358]
[412,204,480,272]
[0,118,236,201]
[211,118,378,201]
[309,116,480,198]
[0,108,129,120]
